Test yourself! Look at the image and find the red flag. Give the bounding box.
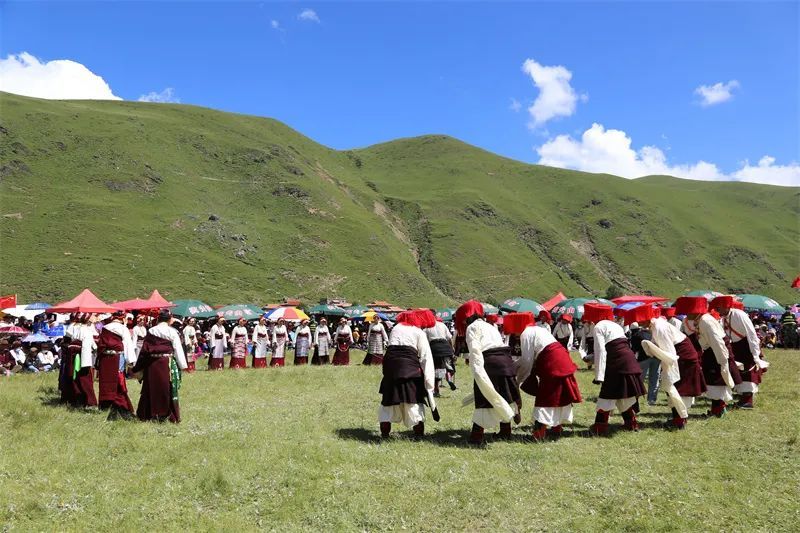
[792,276,800,289]
[0,294,17,309]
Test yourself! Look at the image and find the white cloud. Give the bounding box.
[270,19,280,29]
[137,87,179,103]
[298,8,320,23]
[536,123,800,186]
[695,80,740,107]
[521,58,585,128]
[509,98,522,112]
[0,52,120,100]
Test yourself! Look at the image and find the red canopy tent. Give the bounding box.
[48,289,118,313]
[541,292,567,311]
[611,295,669,305]
[112,290,175,311]
[146,290,174,308]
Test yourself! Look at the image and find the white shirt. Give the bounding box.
[724,309,761,358]
[104,320,137,365]
[37,350,56,366]
[553,321,573,347]
[313,324,330,344]
[132,325,147,345]
[592,320,627,383]
[10,348,26,364]
[147,322,188,369]
[272,324,288,343]
[516,325,558,385]
[466,319,515,419]
[668,317,682,330]
[72,324,97,368]
[537,321,552,333]
[183,325,198,345]
[230,325,249,343]
[335,324,353,343]
[646,317,685,386]
[210,324,228,346]
[424,322,451,342]
[252,323,269,343]
[696,314,729,366]
[295,325,311,338]
[389,323,435,392]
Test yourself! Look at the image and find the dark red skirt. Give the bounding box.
[674,337,706,396]
[332,350,350,366]
[598,338,645,399]
[380,346,424,406]
[535,375,583,407]
[270,357,285,367]
[60,345,79,404]
[702,347,743,387]
[136,355,180,423]
[98,353,133,412]
[522,342,582,406]
[208,357,225,370]
[312,354,329,365]
[730,338,761,384]
[252,357,267,368]
[230,357,247,369]
[75,367,98,407]
[294,355,308,365]
[362,353,384,365]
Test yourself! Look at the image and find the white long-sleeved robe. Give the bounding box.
[132,324,147,357]
[147,322,188,370]
[209,324,228,358]
[104,320,136,366]
[183,325,198,349]
[724,309,768,395]
[378,323,435,427]
[644,317,690,417]
[537,321,552,333]
[696,314,734,402]
[272,324,288,359]
[553,321,573,349]
[578,323,595,362]
[425,321,452,343]
[314,324,331,355]
[367,323,390,354]
[335,324,354,344]
[251,323,270,358]
[465,319,516,430]
[75,324,97,369]
[516,326,575,426]
[668,317,682,330]
[592,320,638,413]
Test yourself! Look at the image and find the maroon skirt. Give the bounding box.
[294,355,309,365]
[75,367,98,407]
[702,346,743,387]
[474,347,520,408]
[521,342,582,407]
[270,357,285,367]
[98,352,133,412]
[598,338,645,400]
[252,357,267,368]
[674,337,706,396]
[135,355,180,423]
[380,345,425,406]
[730,338,761,384]
[312,353,329,365]
[333,338,350,366]
[208,357,225,370]
[60,344,80,404]
[362,353,384,365]
[230,356,247,369]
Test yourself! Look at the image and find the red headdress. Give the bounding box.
[537,310,552,323]
[414,309,437,329]
[662,307,676,318]
[582,303,614,323]
[674,296,708,315]
[455,300,484,336]
[710,295,735,311]
[560,313,573,323]
[731,300,744,310]
[395,311,420,328]
[503,312,535,335]
[624,305,655,326]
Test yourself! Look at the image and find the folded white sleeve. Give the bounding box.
[467,325,514,419]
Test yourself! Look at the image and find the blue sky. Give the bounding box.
[1,1,798,185]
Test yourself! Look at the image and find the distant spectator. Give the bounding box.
[781,308,799,349]
[37,344,57,372]
[23,347,40,373]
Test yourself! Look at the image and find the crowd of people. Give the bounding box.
[0,294,786,443]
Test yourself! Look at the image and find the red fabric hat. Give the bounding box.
[455,300,484,336]
[662,307,676,318]
[486,314,503,325]
[731,300,744,310]
[709,309,721,320]
[652,306,662,318]
[560,313,573,323]
[503,312,535,335]
[710,295,735,311]
[414,309,437,329]
[582,303,614,323]
[396,311,421,328]
[537,310,552,323]
[625,305,654,326]
[674,296,708,315]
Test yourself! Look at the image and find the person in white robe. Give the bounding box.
[251,317,270,368]
[132,316,147,359]
[424,318,455,395]
[363,316,390,365]
[552,315,574,350]
[182,318,199,372]
[229,317,249,369]
[271,319,288,366]
[312,318,332,364]
[208,317,228,370]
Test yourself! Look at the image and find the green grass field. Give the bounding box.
[1,349,798,531]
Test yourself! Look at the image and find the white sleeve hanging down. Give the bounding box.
[516,326,537,385]
[591,321,625,383]
[416,328,435,393]
[79,325,97,368]
[728,310,764,365]
[697,314,734,388]
[149,323,188,370]
[466,321,514,419]
[105,321,136,365]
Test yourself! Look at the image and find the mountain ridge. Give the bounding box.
[1,91,797,305]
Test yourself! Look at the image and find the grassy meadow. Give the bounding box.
[1,348,798,531]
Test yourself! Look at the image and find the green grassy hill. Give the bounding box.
[1,92,797,305]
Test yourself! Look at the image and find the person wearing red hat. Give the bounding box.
[675,296,741,417]
[553,314,574,350]
[711,296,768,409]
[536,310,553,333]
[584,303,646,436]
[133,309,188,423]
[457,300,520,444]
[424,312,455,396]
[662,308,681,330]
[378,310,436,438]
[516,318,582,441]
[630,305,706,429]
[96,311,136,420]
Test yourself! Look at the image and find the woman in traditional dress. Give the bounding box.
[294,319,312,364]
[251,316,270,368]
[363,315,389,365]
[229,317,249,369]
[132,315,147,361]
[182,318,199,372]
[208,317,227,370]
[312,318,331,365]
[271,318,288,366]
[333,317,354,366]
[424,315,455,396]
[74,314,99,408]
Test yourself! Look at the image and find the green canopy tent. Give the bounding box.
[481,302,500,315]
[344,305,369,318]
[550,297,614,320]
[170,299,215,318]
[435,308,455,322]
[499,297,544,315]
[307,304,347,317]
[735,294,785,315]
[206,304,263,321]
